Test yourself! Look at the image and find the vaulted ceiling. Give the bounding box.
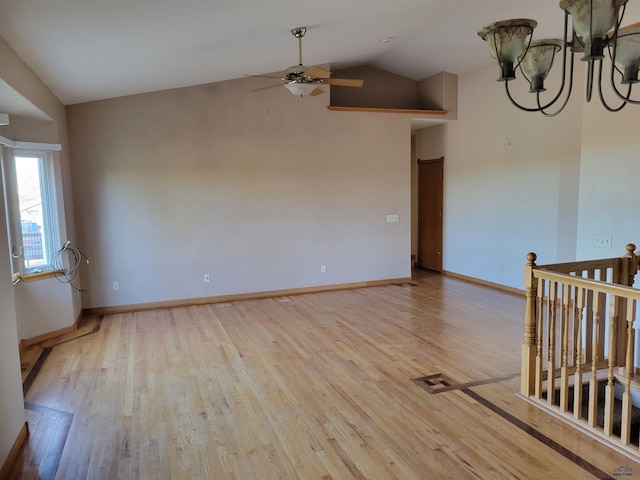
[1,0,640,107]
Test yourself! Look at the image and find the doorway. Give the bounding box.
[417,157,443,272]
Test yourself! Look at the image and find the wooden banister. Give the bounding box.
[521,252,537,396]
[521,244,640,452]
[531,270,640,299]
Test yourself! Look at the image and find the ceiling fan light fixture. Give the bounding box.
[283,81,317,96]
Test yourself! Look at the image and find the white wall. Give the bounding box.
[415,63,583,289]
[67,79,412,309]
[576,100,640,261]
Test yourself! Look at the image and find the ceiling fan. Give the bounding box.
[254,27,364,97]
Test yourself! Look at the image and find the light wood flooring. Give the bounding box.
[7,270,640,479]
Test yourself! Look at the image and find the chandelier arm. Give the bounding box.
[505,51,575,114]
[618,4,628,33]
[598,58,629,111]
[538,52,577,117]
[606,7,640,106]
[539,11,573,108]
[587,60,595,102]
[605,6,626,80]
[504,81,545,112]
[607,43,625,78]
[504,11,574,114]
[608,74,639,104]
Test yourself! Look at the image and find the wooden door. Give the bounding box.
[417,157,443,272]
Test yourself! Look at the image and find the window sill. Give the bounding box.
[14,270,63,284]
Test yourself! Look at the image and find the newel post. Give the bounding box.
[623,243,638,287]
[621,244,638,371]
[521,252,537,396]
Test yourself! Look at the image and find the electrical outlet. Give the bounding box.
[594,233,612,249]
[112,281,119,291]
[204,273,210,282]
[320,264,327,274]
[386,214,399,223]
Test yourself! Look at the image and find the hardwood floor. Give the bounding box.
[7,270,640,479]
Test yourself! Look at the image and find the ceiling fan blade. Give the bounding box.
[310,88,325,96]
[321,78,364,87]
[252,83,284,92]
[246,72,286,79]
[304,67,331,78]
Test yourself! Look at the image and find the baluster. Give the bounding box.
[588,291,600,427]
[584,269,595,364]
[621,299,636,445]
[522,252,537,396]
[573,287,585,420]
[548,281,557,406]
[597,295,607,362]
[569,281,576,369]
[604,295,619,436]
[535,277,545,399]
[622,244,637,369]
[560,283,570,412]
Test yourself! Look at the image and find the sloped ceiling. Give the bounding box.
[1,0,640,106]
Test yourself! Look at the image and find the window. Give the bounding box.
[2,148,64,277]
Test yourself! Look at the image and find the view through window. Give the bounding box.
[16,155,45,266]
[14,152,57,270]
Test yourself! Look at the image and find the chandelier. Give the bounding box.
[478,0,640,116]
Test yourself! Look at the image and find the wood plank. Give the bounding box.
[0,422,29,479]
[327,106,448,115]
[86,277,411,316]
[10,270,636,478]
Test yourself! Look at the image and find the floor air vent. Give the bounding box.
[412,373,452,394]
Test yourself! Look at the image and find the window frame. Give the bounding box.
[2,146,66,280]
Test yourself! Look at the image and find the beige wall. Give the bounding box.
[7,26,640,467]
[0,36,78,469]
[414,63,583,289]
[418,72,458,113]
[415,59,640,292]
[330,65,420,109]
[414,59,640,290]
[0,166,23,472]
[0,39,79,341]
[67,78,412,309]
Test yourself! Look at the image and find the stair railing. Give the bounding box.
[522,244,640,446]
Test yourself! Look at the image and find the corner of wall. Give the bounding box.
[418,72,458,119]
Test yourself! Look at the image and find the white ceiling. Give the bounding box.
[1,0,640,107]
